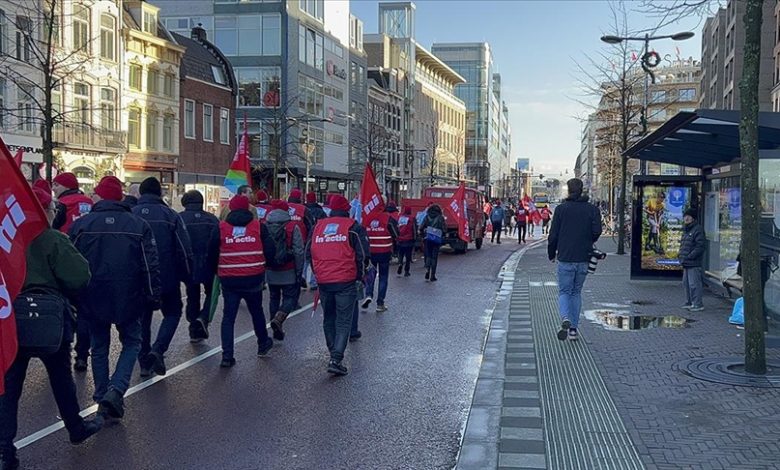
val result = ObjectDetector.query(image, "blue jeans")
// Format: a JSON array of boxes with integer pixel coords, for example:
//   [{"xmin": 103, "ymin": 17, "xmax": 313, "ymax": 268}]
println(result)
[
  {"xmin": 557, "ymin": 262, "xmax": 589, "ymax": 328},
  {"xmin": 366, "ymin": 254, "xmax": 390, "ymax": 305},
  {"xmin": 221, "ymin": 287, "xmax": 269, "ymax": 360},
  {"xmin": 141, "ymin": 291, "xmax": 183, "ymax": 362},
  {"xmin": 90, "ymin": 318, "xmax": 142, "ymax": 402},
  {"xmin": 320, "ymin": 283, "xmax": 357, "ymax": 362}
]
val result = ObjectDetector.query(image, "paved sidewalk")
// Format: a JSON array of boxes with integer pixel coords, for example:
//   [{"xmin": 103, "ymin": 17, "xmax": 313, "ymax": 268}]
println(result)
[{"xmin": 457, "ymin": 238, "xmax": 780, "ymax": 470}]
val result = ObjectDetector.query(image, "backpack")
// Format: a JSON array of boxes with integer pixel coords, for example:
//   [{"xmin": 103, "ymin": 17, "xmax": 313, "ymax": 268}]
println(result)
[{"xmin": 265, "ymin": 222, "xmax": 294, "ymax": 268}]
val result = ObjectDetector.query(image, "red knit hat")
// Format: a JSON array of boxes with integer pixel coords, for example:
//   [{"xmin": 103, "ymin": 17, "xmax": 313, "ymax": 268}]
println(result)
[
  {"xmin": 255, "ymin": 189, "xmax": 269, "ymax": 203},
  {"xmin": 94, "ymin": 176, "xmax": 124, "ymax": 201},
  {"xmin": 53, "ymin": 172, "xmax": 78, "ymax": 190},
  {"xmin": 305, "ymin": 192, "xmax": 317, "ymax": 204},
  {"xmin": 288, "ymin": 188, "xmax": 302, "ymax": 202},
  {"xmin": 33, "ymin": 187, "xmax": 53, "ymax": 209},
  {"xmin": 33, "ymin": 179, "xmax": 52, "ymax": 194},
  {"xmin": 229, "ymin": 195, "xmax": 250, "ymax": 211},
  {"xmin": 329, "ymin": 195, "xmax": 350, "ymax": 212},
  {"xmin": 271, "ymin": 199, "xmax": 289, "ymax": 212}
]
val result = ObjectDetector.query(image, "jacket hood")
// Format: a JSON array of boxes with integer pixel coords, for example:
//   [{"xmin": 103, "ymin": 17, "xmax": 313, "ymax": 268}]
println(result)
[
  {"xmin": 266, "ymin": 208, "xmax": 291, "ymax": 224},
  {"xmin": 183, "ymin": 202, "xmax": 204, "ymax": 211},
  {"xmin": 93, "ymin": 200, "xmax": 131, "ymax": 212},
  {"xmin": 226, "ymin": 209, "xmax": 254, "ymax": 227},
  {"xmin": 427, "ymin": 205, "xmax": 443, "ymax": 218},
  {"xmin": 137, "ymin": 194, "xmax": 167, "ymax": 206}
]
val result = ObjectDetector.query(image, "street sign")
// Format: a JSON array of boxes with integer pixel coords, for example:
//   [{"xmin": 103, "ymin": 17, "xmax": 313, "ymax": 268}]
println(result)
[
  {"xmin": 303, "ymin": 177, "xmax": 315, "ymax": 183},
  {"xmin": 319, "ymin": 181, "xmax": 328, "ymax": 190}
]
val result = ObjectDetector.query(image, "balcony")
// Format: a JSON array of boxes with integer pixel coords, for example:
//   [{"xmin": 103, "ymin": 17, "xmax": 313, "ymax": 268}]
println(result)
[{"xmin": 53, "ymin": 125, "xmax": 127, "ymax": 153}]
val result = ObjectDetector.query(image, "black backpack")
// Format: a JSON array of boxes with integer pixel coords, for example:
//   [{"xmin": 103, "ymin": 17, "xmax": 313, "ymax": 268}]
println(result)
[{"xmin": 266, "ymin": 222, "xmax": 294, "ymax": 268}]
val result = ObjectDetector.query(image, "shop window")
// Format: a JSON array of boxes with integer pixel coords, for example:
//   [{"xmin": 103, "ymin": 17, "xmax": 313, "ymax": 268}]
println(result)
[{"xmin": 236, "ymin": 67, "xmax": 280, "ymax": 108}]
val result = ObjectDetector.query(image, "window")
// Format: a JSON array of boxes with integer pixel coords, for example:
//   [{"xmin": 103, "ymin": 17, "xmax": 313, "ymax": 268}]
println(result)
[
  {"xmin": 0, "ymin": 78, "xmax": 5, "ymax": 128},
  {"xmin": 220, "ymin": 108, "xmax": 230, "ymax": 144},
  {"xmin": 163, "ymin": 115, "xmax": 173, "ymax": 151},
  {"xmin": 100, "ymin": 14, "xmax": 115, "ymax": 60},
  {"xmin": 17, "ymin": 84, "xmax": 34, "ymax": 132},
  {"xmin": 147, "ymin": 69, "xmax": 159, "ymax": 95},
  {"xmin": 235, "ymin": 67, "xmax": 281, "ymax": 107},
  {"xmin": 129, "ymin": 64, "xmax": 142, "ymax": 91},
  {"xmin": 212, "ymin": 66, "xmax": 226, "ymax": 85},
  {"xmin": 262, "ymin": 14, "xmax": 280, "ymax": 55},
  {"xmin": 214, "ymin": 14, "xmax": 280, "ymax": 56},
  {"xmin": 0, "ymin": 10, "xmax": 7, "ymax": 55},
  {"xmin": 301, "ymin": 0, "xmax": 324, "ymax": 21},
  {"xmin": 203, "ymin": 104, "xmax": 213, "ymax": 141},
  {"xmin": 214, "ymin": 16, "xmax": 237, "ymax": 55},
  {"xmin": 73, "ymin": 82, "xmax": 90, "ymax": 126},
  {"xmin": 678, "ymin": 88, "xmax": 696, "ymax": 101},
  {"xmin": 146, "ymin": 110, "xmax": 158, "ymax": 149},
  {"xmin": 128, "ymin": 107, "xmax": 141, "ymax": 148},
  {"xmin": 298, "ymin": 74, "xmax": 324, "ymax": 117},
  {"xmin": 51, "ymin": 83, "xmax": 62, "ymax": 125},
  {"xmin": 651, "ymin": 90, "xmax": 666, "ymax": 103},
  {"xmin": 73, "ymin": 5, "xmax": 89, "ymax": 51},
  {"xmin": 100, "ymin": 87, "xmax": 116, "ymax": 130},
  {"xmin": 184, "ymin": 99, "xmax": 195, "ymax": 138},
  {"xmin": 143, "ymin": 10, "xmax": 158, "ymax": 35},
  {"xmin": 163, "ymin": 73, "xmax": 175, "ymax": 97},
  {"xmin": 15, "ymin": 16, "xmax": 32, "ymax": 61},
  {"xmin": 299, "ymin": 26, "xmax": 324, "ymax": 69}
]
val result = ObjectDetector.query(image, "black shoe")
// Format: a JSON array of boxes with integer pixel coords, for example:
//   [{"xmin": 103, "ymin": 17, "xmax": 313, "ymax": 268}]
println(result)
[
  {"xmin": 138, "ymin": 353, "xmax": 153, "ymax": 378},
  {"xmin": 349, "ymin": 331, "xmax": 362, "ymax": 342},
  {"xmin": 0, "ymin": 448, "xmax": 19, "ymax": 470},
  {"xmin": 149, "ymin": 351, "xmax": 167, "ymax": 376},
  {"xmin": 257, "ymin": 338, "xmax": 273, "ymax": 357},
  {"xmin": 69, "ymin": 418, "xmax": 102, "ymax": 445},
  {"xmin": 98, "ymin": 389, "xmax": 125, "ymax": 419},
  {"xmin": 220, "ymin": 357, "xmax": 236, "ymax": 368},
  {"xmin": 327, "ymin": 360, "xmax": 348, "ymax": 376},
  {"xmin": 74, "ymin": 357, "xmax": 88, "ymax": 372},
  {"xmin": 189, "ymin": 319, "xmax": 209, "ymax": 343},
  {"xmin": 430, "ymin": 276, "xmax": 438, "ymax": 282},
  {"xmin": 404, "ymin": 272, "xmax": 411, "ymax": 277},
  {"xmin": 270, "ymin": 311, "xmax": 288, "ymax": 341},
  {"xmin": 397, "ymin": 265, "xmax": 403, "ymax": 276},
  {"xmin": 557, "ymin": 320, "xmax": 571, "ymax": 341},
  {"xmin": 425, "ymin": 270, "xmax": 430, "ymax": 280}
]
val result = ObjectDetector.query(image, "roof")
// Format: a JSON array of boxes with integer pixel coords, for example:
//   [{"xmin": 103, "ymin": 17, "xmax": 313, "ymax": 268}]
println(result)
[
  {"xmin": 172, "ymin": 32, "xmax": 237, "ymax": 95},
  {"xmin": 623, "ymin": 109, "xmax": 780, "ymax": 168},
  {"xmin": 414, "ymin": 42, "xmax": 466, "ymax": 86}
]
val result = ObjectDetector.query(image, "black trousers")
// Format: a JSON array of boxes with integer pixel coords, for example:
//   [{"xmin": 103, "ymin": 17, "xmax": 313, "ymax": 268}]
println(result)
[
  {"xmin": 517, "ymin": 224, "xmax": 527, "ymax": 242},
  {"xmin": 398, "ymin": 245, "xmax": 413, "ymax": 274},
  {"xmin": 491, "ymin": 221, "xmax": 503, "ymax": 242}
]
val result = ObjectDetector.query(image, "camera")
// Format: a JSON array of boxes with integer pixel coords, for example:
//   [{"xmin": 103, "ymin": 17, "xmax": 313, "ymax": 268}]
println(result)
[{"xmin": 588, "ymin": 248, "xmax": 607, "ymax": 274}]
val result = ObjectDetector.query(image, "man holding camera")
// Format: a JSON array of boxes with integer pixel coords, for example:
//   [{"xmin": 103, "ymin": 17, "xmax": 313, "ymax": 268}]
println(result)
[{"xmin": 547, "ymin": 178, "xmax": 602, "ymax": 341}]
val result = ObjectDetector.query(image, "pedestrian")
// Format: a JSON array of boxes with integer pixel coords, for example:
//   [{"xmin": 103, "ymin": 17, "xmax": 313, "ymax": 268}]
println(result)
[
  {"xmin": 504, "ymin": 204, "xmax": 514, "ymax": 236},
  {"xmin": 133, "ymin": 177, "xmax": 193, "ymax": 377},
  {"xmin": 490, "ymin": 201, "xmax": 505, "ymax": 244},
  {"xmin": 396, "ymin": 206, "xmax": 417, "ymax": 277},
  {"xmin": 220, "ymin": 184, "xmax": 257, "ymax": 220},
  {"xmin": 265, "ymin": 199, "xmax": 305, "ymax": 341},
  {"xmin": 386, "ymin": 200, "xmax": 400, "ymax": 263},
  {"xmin": 515, "ymin": 206, "xmax": 528, "ymax": 244},
  {"xmin": 255, "ymin": 189, "xmax": 273, "ymax": 224},
  {"xmin": 287, "ymin": 188, "xmax": 312, "ymax": 239},
  {"xmin": 123, "ymin": 183, "xmax": 141, "ymax": 208},
  {"xmin": 420, "ymin": 203, "xmax": 446, "ymax": 281},
  {"xmin": 217, "ymin": 195, "xmax": 276, "ymax": 367},
  {"xmin": 350, "ymin": 193, "xmax": 362, "ymax": 223},
  {"xmin": 179, "ymin": 190, "xmax": 220, "ymax": 343},
  {"xmin": 304, "ymin": 191, "xmax": 327, "ymax": 289},
  {"xmin": 308, "ymin": 194, "xmax": 369, "ymax": 375},
  {"xmin": 547, "ymin": 178, "xmax": 602, "ymax": 342},
  {"xmin": 70, "ymin": 176, "xmax": 161, "ymax": 420},
  {"xmin": 0, "ymin": 188, "xmax": 102, "ymax": 470},
  {"xmin": 541, "ymin": 206, "xmax": 551, "ymax": 235},
  {"xmin": 679, "ymin": 208, "xmax": 705, "ymax": 312},
  {"xmin": 363, "ymin": 199, "xmax": 400, "ymax": 312}
]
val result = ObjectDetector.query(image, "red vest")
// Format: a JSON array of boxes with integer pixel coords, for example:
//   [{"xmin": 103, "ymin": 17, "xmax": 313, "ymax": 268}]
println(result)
[
  {"xmin": 364, "ymin": 212, "xmax": 393, "ymax": 254},
  {"xmin": 58, "ymin": 193, "xmax": 93, "ymax": 234},
  {"xmin": 267, "ymin": 221, "xmax": 297, "ymax": 272},
  {"xmin": 397, "ymin": 215, "xmax": 415, "ymax": 242},
  {"xmin": 217, "ymin": 220, "xmax": 266, "ymax": 278},
  {"xmin": 256, "ymin": 203, "xmax": 273, "ymax": 223},
  {"xmin": 541, "ymin": 209, "xmax": 551, "ymax": 220},
  {"xmin": 287, "ymin": 202, "xmax": 308, "ymax": 240},
  {"xmin": 311, "ymin": 217, "xmax": 357, "ymax": 284}
]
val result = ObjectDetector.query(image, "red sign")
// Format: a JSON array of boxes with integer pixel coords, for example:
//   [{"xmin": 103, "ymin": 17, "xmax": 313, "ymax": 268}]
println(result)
[
  {"xmin": 449, "ymin": 182, "xmax": 471, "ymax": 242},
  {"xmin": 360, "ymin": 163, "xmax": 385, "ymax": 223}
]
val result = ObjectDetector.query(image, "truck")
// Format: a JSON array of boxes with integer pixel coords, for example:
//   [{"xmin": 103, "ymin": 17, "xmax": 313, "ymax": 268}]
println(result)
[{"xmin": 401, "ymin": 186, "xmax": 486, "ymax": 254}]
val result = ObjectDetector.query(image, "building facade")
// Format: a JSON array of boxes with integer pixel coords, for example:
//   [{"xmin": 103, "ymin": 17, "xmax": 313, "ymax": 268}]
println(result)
[
  {"xmin": 347, "ymin": 13, "xmax": 367, "ymax": 195},
  {"xmin": 366, "ymin": 68, "xmax": 404, "ymax": 201}
]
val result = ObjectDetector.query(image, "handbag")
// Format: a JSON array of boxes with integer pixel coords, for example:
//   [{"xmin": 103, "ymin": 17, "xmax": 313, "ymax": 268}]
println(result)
[
  {"xmin": 13, "ymin": 288, "xmax": 68, "ymax": 356},
  {"xmin": 425, "ymin": 226, "xmax": 444, "ymax": 245}
]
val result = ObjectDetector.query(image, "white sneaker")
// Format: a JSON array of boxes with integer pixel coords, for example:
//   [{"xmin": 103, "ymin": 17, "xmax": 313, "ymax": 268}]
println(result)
[{"xmin": 360, "ymin": 297, "xmax": 373, "ymax": 309}]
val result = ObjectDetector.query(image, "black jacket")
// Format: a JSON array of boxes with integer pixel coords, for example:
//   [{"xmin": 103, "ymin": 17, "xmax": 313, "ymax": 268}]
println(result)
[
  {"xmin": 305, "ymin": 202, "xmax": 328, "ymax": 234},
  {"xmin": 420, "ymin": 205, "xmax": 446, "ymax": 235},
  {"xmin": 123, "ymin": 195, "xmax": 138, "ymax": 208},
  {"xmin": 548, "ymin": 196, "xmax": 601, "ymax": 263},
  {"xmin": 70, "ymin": 200, "xmax": 161, "ymax": 325},
  {"xmin": 179, "ymin": 203, "xmax": 220, "ymax": 284},
  {"xmin": 306, "ymin": 209, "xmax": 369, "ymax": 288},
  {"xmin": 132, "ymin": 194, "xmax": 193, "ymax": 294},
  {"xmin": 678, "ymin": 222, "xmax": 705, "ymax": 267},
  {"xmin": 219, "ymin": 209, "xmax": 276, "ymax": 292}
]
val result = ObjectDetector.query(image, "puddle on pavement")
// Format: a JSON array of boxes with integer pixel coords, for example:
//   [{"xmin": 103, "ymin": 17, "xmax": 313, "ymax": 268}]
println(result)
[{"xmin": 584, "ymin": 309, "xmax": 693, "ymax": 331}]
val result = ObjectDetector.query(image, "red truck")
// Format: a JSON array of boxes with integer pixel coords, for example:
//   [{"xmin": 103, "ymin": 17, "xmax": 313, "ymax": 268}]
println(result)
[{"xmin": 401, "ymin": 186, "xmax": 486, "ymax": 253}]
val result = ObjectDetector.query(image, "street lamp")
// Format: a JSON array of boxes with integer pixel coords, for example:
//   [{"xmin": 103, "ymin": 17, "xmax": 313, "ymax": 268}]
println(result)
[{"xmin": 286, "ymin": 116, "xmax": 332, "ymax": 194}]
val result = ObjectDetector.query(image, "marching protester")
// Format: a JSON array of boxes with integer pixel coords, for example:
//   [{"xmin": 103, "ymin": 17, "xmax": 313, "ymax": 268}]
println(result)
[
  {"xmin": 133, "ymin": 178, "xmax": 193, "ymax": 377},
  {"xmin": 516, "ymin": 205, "xmax": 528, "ymax": 244},
  {"xmin": 304, "ymin": 192, "xmax": 328, "ymax": 289},
  {"xmin": 363, "ymin": 201, "xmax": 400, "ymax": 312},
  {"xmin": 490, "ymin": 201, "xmax": 505, "ymax": 244},
  {"xmin": 255, "ymin": 189, "xmax": 273, "ymax": 224},
  {"xmin": 547, "ymin": 178, "xmax": 602, "ymax": 341},
  {"xmin": 679, "ymin": 208, "xmax": 706, "ymax": 312},
  {"xmin": 308, "ymin": 195, "xmax": 369, "ymax": 376},
  {"xmin": 265, "ymin": 200, "xmax": 305, "ymax": 341},
  {"xmin": 287, "ymin": 188, "xmax": 312, "ymax": 240},
  {"xmin": 70, "ymin": 175, "xmax": 161, "ymax": 420},
  {"xmin": 541, "ymin": 206, "xmax": 552, "ymax": 235},
  {"xmin": 386, "ymin": 200, "xmax": 401, "ymax": 263},
  {"xmin": 221, "ymin": 184, "xmax": 257, "ymax": 220},
  {"xmin": 0, "ymin": 188, "xmax": 102, "ymax": 470},
  {"xmin": 179, "ymin": 190, "xmax": 221, "ymax": 343},
  {"xmin": 396, "ymin": 206, "xmax": 417, "ymax": 277},
  {"xmin": 504, "ymin": 204, "xmax": 515, "ymax": 237},
  {"xmin": 420, "ymin": 203, "xmax": 446, "ymax": 282},
  {"xmin": 218, "ymin": 195, "xmax": 276, "ymax": 367}
]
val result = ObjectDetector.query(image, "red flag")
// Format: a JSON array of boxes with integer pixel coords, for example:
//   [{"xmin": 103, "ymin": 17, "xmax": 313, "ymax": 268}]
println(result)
[
  {"xmin": 448, "ymin": 182, "xmax": 471, "ymax": 242},
  {"xmin": 523, "ymin": 195, "xmax": 542, "ymax": 225},
  {"xmin": 13, "ymin": 148, "xmax": 23, "ymax": 167},
  {"xmin": 631, "ymin": 51, "xmax": 638, "ymax": 61},
  {"xmin": 0, "ymin": 136, "xmax": 48, "ymax": 395},
  {"xmin": 360, "ymin": 163, "xmax": 384, "ymax": 224}
]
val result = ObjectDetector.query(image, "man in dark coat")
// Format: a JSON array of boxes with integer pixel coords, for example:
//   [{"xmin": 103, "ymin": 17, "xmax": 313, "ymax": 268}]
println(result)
[
  {"xmin": 420, "ymin": 204, "xmax": 446, "ymax": 281},
  {"xmin": 303, "ymin": 192, "xmax": 327, "ymax": 289},
  {"xmin": 179, "ymin": 190, "xmax": 220, "ymax": 342},
  {"xmin": 70, "ymin": 176, "xmax": 161, "ymax": 420},
  {"xmin": 679, "ymin": 208, "xmax": 706, "ymax": 312},
  {"xmin": 132, "ymin": 177, "xmax": 193, "ymax": 377}
]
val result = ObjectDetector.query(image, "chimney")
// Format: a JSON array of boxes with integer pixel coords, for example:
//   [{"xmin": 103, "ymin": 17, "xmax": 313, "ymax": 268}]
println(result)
[{"xmin": 191, "ymin": 23, "xmax": 207, "ymax": 42}]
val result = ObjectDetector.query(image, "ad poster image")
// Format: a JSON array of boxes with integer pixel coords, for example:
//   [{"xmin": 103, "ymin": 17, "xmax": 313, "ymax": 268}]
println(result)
[{"xmin": 640, "ymin": 185, "xmax": 691, "ymax": 270}]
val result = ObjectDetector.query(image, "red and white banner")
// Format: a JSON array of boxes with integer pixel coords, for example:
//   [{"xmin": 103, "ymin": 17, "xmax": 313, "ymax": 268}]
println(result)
[
  {"xmin": 523, "ymin": 195, "xmax": 542, "ymax": 225},
  {"xmin": 449, "ymin": 182, "xmax": 471, "ymax": 242},
  {"xmin": 360, "ymin": 163, "xmax": 384, "ymax": 224},
  {"xmin": 0, "ymin": 136, "xmax": 48, "ymax": 395}
]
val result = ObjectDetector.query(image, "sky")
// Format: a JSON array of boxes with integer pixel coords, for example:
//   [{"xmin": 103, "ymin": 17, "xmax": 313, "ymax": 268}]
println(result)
[{"xmin": 350, "ymin": 0, "xmax": 708, "ymax": 179}]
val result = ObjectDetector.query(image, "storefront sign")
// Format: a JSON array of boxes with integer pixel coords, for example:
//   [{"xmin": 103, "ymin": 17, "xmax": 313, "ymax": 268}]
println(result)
[
  {"xmin": 319, "ymin": 180, "xmax": 328, "ymax": 190},
  {"xmin": 326, "ymin": 60, "xmax": 347, "ymax": 80},
  {"xmin": 337, "ymin": 181, "xmax": 346, "ymax": 191},
  {"xmin": 3, "ymin": 134, "xmax": 43, "ymax": 163}
]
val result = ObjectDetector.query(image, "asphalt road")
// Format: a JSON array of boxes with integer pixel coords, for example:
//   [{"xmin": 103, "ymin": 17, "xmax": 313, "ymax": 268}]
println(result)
[{"xmin": 12, "ymin": 235, "xmax": 532, "ymax": 470}]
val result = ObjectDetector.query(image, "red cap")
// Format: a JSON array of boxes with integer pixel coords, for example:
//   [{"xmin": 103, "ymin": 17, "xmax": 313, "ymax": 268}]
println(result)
[
  {"xmin": 229, "ymin": 195, "xmax": 250, "ymax": 211},
  {"xmin": 329, "ymin": 195, "xmax": 350, "ymax": 212},
  {"xmin": 53, "ymin": 172, "xmax": 79, "ymax": 190},
  {"xmin": 255, "ymin": 190, "xmax": 269, "ymax": 203},
  {"xmin": 33, "ymin": 187, "xmax": 53, "ymax": 209},
  {"xmin": 305, "ymin": 192, "xmax": 317, "ymax": 204},
  {"xmin": 288, "ymin": 188, "xmax": 302, "ymax": 202},
  {"xmin": 271, "ymin": 199, "xmax": 289, "ymax": 212},
  {"xmin": 33, "ymin": 179, "xmax": 51, "ymax": 194},
  {"xmin": 94, "ymin": 176, "xmax": 124, "ymax": 201}
]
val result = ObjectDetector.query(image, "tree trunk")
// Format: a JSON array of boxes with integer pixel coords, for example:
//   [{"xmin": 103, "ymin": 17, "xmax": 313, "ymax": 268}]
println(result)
[{"xmin": 739, "ymin": 0, "xmax": 766, "ymax": 374}]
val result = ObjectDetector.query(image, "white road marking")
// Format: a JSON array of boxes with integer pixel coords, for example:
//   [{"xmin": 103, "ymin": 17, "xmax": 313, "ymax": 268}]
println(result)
[{"xmin": 14, "ymin": 302, "xmax": 315, "ymax": 449}]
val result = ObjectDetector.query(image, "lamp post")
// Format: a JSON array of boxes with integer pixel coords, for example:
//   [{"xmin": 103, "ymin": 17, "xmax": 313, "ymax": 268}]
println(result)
[{"xmin": 286, "ymin": 117, "xmax": 332, "ymax": 194}]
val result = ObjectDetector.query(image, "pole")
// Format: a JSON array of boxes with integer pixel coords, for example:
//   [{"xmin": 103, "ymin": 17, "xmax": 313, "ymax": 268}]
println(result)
[
  {"xmin": 305, "ymin": 121, "xmax": 311, "ymax": 194},
  {"xmin": 642, "ymin": 33, "xmax": 650, "ymax": 176}
]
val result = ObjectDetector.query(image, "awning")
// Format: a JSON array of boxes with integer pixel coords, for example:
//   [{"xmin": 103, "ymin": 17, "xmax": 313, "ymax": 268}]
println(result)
[{"xmin": 623, "ymin": 109, "xmax": 780, "ymax": 168}]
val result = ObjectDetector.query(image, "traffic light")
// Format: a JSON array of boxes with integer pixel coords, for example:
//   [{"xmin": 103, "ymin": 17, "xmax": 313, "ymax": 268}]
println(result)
[{"xmin": 539, "ymin": 174, "xmax": 544, "ymax": 180}]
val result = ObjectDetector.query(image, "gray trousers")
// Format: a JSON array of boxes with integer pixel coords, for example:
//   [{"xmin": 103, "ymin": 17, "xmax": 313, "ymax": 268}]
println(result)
[{"xmin": 683, "ymin": 267, "xmax": 703, "ymax": 308}]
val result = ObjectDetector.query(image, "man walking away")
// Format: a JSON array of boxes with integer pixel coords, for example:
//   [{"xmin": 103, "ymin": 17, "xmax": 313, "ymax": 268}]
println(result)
[
  {"xmin": 516, "ymin": 206, "xmax": 528, "ymax": 244},
  {"xmin": 304, "ymin": 192, "xmax": 327, "ymax": 289},
  {"xmin": 490, "ymin": 201, "xmax": 505, "ymax": 244},
  {"xmin": 504, "ymin": 205, "xmax": 515, "ymax": 236},
  {"xmin": 265, "ymin": 200, "xmax": 305, "ymax": 341},
  {"xmin": 541, "ymin": 206, "xmax": 552, "ymax": 235},
  {"xmin": 396, "ymin": 206, "xmax": 417, "ymax": 277},
  {"xmin": 255, "ymin": 189, "xmax": 273, "ymax": 224},
  {"xmin": 547, "ymin": 178, "xmax": 601, "ymax": 341},
  {"xmin": 133, "ymin": 177, "xmax": 193, "ymax": 377},
  {"xmin": 179, "ymin": 190, "xmax": 220, "ymax": 343},
  {"xmin": 363, "ymin": 202, "xmax": 400, "ymax": 312},
  {"xmin": 421, "ymin": 204, "xmax": 446, "ymax": 282},
  {"xmin": 679, "ymin": 208, "xmax": 706, "ymax": 312},
  {"xmin": 1, "ymin": 188, "xmax": 102, "ymax": 470},
  {"xmin": 308, "ymin": 195, "xmax": 369, "ymax": 376},
  {"xmin": 218, "ymin": 195, "xmax": 276, "ymax": 368},
  {"xmin": 70, "ymin": 176, "xmax": 161, "ymax": 421}
]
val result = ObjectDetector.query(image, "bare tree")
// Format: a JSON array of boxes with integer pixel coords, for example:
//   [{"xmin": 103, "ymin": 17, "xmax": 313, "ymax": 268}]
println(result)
[
  {"xmin": 351, "ymin": 100, "xmax": 392, "ymax": 190},
  {"xmin": 426, "ymin": 118, "xmax": 440, "ymax": 186},
  {"xmin": 453, "ymin": 129, "xmax": 466, "ymax": 182}
]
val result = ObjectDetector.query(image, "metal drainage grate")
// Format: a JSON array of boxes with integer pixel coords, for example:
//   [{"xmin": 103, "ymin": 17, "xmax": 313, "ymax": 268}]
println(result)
[{"xmin": 675, "ymin": 357, "xmax": 780, "ymax": 388}]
